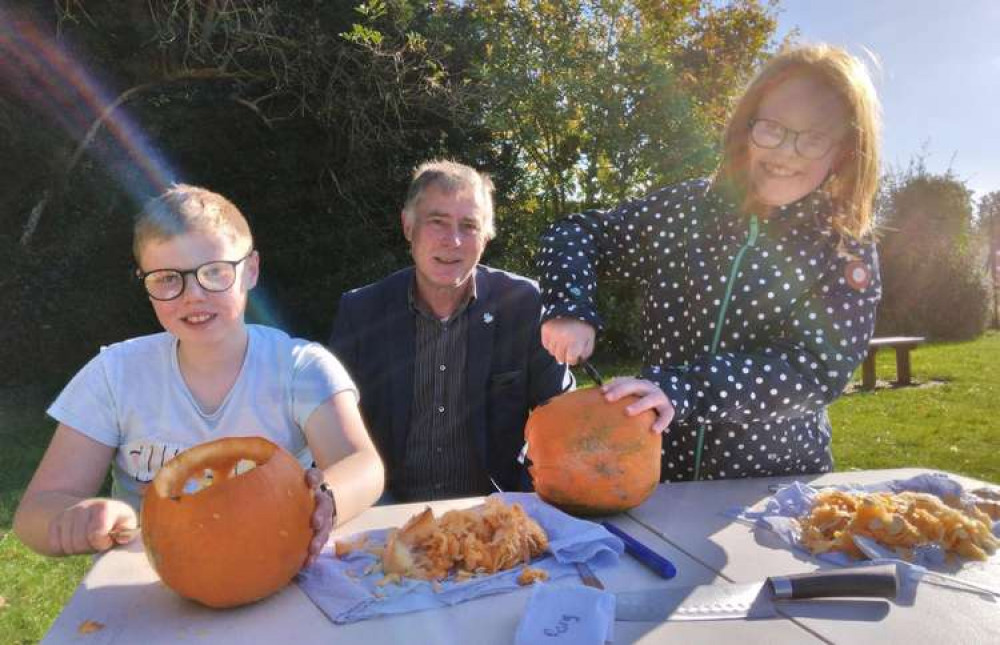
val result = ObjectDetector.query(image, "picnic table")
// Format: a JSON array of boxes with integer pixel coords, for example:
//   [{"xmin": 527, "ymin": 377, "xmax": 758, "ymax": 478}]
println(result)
[
  {"xmin": 44, "ymin": 468, "xmax": 999, "ymax": 643},
  {"xmin": 861, "ymin": 336, "xmax": 927, "ymax": 390}
]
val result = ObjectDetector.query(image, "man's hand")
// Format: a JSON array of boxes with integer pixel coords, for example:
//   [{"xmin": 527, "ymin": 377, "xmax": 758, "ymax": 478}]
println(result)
[
  {"xmin": 304, "ymin": 468, "xmax": 335, "ymax": 567},
  {"xmin": 541, "ymin": 318, "xmax": 596, "ymax": 365},
  {"xmin": 602, "ymin": 377, "xmax": 675, "ymax": 433},
  {"xmin": 48, "ymin": 498, "xmax": 138, "ymax": 555}
]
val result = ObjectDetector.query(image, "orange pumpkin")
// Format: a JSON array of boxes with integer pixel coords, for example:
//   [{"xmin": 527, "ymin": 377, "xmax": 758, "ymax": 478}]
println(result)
[
  {"xmin": 140, "ymin": 437, "xmax": 315, "ymax": 608},
  {"xmin": 525, "ymin": 387, "xmax": 660, "ymax": 515}
]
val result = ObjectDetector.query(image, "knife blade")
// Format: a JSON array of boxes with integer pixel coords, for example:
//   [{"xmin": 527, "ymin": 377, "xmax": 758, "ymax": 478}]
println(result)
[
  {"xmin": 108, "ymin": 526, "xmax": 141, "ymax": 542},
  {"xmin": 614, "ymin": 564, "xmax": 898, "ymax": 622},
  {"xmin": 575, "ymin": 561, "xmax": 605, "ymax": 589},
  {"xmin": 580, "ymin": 360, "xmax": 604, "ymax": 386}
]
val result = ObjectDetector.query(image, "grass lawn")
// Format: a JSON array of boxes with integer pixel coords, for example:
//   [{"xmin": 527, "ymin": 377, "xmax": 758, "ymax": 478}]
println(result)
[
  {"xmin": 0, "ymin": 385, "xmax": 92, "ymax": 644},
  {"xmin": 0, "ymin": 331, "xmax": 997, "ymax": 641},
  {"xmin": 829, "ymin": 331, "xmax": 1000, "ymax": 483}
]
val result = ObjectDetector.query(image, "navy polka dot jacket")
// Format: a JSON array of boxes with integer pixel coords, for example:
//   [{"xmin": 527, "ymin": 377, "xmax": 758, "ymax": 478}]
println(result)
[{"xmin": 537, "ymin": 179, "xmax": 882, "ymax": 482}]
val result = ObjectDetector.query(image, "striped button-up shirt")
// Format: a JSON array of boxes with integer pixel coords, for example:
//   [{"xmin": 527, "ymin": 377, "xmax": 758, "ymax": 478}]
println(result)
[{"xmin": 397, "ymin": 280, "xmax": 491, "ymax": 501}]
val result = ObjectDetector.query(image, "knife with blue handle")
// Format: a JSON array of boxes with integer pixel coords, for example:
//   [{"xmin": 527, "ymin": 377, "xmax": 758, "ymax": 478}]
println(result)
[{"xmin": 601, "ymin": 521, "xmax": 677, "ymax": 579}]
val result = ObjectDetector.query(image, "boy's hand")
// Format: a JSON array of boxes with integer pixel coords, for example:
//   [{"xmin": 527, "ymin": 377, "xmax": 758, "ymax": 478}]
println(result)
[
  {"xmin": 48, "ymin": 498, "xmax": 138, "ymax": 555},
  {"xmin": 304, "ymin": 468, "xmax": 335, "ymax": 567},
  {"xmin": 602, "ymin": 377, "xmax": 676, "ymax": 433}
]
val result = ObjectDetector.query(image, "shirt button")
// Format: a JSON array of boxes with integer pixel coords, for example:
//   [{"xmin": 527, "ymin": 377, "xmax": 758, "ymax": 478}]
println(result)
[
  {"xmin": 439, "ymin": 364, "xmax": 446, "ymax": 371},
  {"xmin": 438, "ymin": 406, "xmax": 445, "ymax": 413}
]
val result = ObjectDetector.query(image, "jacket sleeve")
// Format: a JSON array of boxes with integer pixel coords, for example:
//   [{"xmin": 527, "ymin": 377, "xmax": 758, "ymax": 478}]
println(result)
[
  {"xmin": 648, "ymin": 241, "xmax": 882, "ymax": 426},
  {"xmin": 327, "ymin": 292, "xmax": 360, "ymax": 375},
  {"xmin": 536, "ymin": 181, "xmax": 703, "ymax": 331}
]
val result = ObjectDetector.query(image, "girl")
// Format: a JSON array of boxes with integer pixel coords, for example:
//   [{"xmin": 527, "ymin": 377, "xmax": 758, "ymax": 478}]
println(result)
[{"xmin": 538, "ymin": 44, "xmax": 882, "ymax": 481}]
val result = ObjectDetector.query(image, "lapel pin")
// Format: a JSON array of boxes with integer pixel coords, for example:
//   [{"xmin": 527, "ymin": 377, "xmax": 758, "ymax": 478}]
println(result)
[{"xmin": 483, "ymin": 312, "xmax": 494, "ymax": 325}]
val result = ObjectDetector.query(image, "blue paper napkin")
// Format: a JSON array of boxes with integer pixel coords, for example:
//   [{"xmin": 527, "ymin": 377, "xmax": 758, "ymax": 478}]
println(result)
[
  {"xmin": 298, "ymin": 493, "xmax": 624, "ymax": 624},
  {"xmin": 514, "ymin": 583, "xmax": 615, "ymax": 645}
]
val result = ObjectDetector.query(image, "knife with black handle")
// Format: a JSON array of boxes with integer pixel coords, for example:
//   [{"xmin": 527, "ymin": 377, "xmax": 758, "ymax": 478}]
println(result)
[
  {"xmin": 767, "ymin": 566, "xmax": 899, "ymax": 599},
  {"xmin": 615, "ymin": 564, "xmax": 899, "ymax": 622}
]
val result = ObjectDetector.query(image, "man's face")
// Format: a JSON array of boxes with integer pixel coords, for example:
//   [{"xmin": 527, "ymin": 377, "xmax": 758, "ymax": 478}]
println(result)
[{"xmin": 404, "ymin": 185, "xmax": 489, "ymax": 297}]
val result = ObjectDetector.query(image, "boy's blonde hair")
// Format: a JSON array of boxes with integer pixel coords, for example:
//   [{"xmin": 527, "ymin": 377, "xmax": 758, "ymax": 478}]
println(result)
[
  {"xmin": 133, "ymin": 184, "xmax": 253, "ymax": 262},
  {"xmin": 402, "ymin": 160, "xmax": 496, "ymax": 240},
  {"xmin": 715, "ymin": 44, "xmax": 881, "ymax": 239}
]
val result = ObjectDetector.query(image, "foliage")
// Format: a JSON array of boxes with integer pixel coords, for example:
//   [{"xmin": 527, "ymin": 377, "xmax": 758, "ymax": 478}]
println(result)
[
  {"xmin": 1, "ymin": 1, "xmax": 778, "ymax": 382},
  {"xmin": 875, "ymin": 162, "xmax": 990, "ymax": 340},
  {"xmin": 0, "ymin": 1, "xmax": 490, "ymax": 383},
  {"xmin": 465, "ymin": 0, "xmax": 778, "ymax": 357},
  {"xmin": 471, "ymin": 0, "xmax": 776, "ymax": 227},
  {"xmin": 978, "ymin": 190, "xmax": 1000, "ymax": 327}
]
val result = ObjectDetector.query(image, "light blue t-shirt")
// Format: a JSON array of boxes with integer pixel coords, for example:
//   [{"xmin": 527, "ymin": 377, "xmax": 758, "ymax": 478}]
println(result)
[{"xmin": 47, "ymin": 324, "xmax": 358, "ymax": 510}]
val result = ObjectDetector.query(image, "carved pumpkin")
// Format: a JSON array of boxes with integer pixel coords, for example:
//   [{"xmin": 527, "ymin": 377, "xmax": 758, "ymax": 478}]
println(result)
[
  {"xmin": 525, "ymin": 387, "xmax": 660, "ymax": 515},
  {"xmin": 140, "ymin": 437, "xmax": 314, "ymax": 608}
]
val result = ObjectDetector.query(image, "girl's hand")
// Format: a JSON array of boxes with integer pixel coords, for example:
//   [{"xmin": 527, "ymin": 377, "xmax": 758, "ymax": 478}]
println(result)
[
  {"xmin": 304, "ymin": 468, "xmax": 336, "ymax": 567},
  {"xmin": 541, "ymin": 318, "xmax": 596, "ymax": 365},
  {"xmin": 602, "ymin": 377, "xmax": 675, "ymax": 433},
  {"xmin": 48, "ymin": 498, "xmax": 138, "ymax": 555}
]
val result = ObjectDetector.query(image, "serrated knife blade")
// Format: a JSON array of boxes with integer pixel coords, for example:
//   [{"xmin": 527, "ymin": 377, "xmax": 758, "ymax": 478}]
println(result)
[
  {"xmin": 615, "ymin": 565, "xmax": 898, "ymax": 622},
  {"xmin": 616, "ymin": 581, "xmax": 774, "ymax": 621}
]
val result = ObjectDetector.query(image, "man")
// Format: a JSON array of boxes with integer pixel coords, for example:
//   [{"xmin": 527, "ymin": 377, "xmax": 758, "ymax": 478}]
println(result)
[{"xmin": 329, "ymin": 160, "xmax": 572, "ymax": 502}]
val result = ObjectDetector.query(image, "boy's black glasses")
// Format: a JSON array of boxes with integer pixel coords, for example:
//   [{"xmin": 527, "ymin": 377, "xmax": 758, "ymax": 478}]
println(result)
[
  {"xmin": 748, "ymin": 118, "xmax": 838, "ymax": 160},
  {"xmin": 136, "ymin": 249, "xmax": 254, "ymax": 301}
]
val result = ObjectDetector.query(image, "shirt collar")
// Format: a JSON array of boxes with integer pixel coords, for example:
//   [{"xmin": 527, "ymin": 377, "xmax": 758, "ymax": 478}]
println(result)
[{"xmin": 408, "ymin": 270, "xmax": 479, "ymax": 322}]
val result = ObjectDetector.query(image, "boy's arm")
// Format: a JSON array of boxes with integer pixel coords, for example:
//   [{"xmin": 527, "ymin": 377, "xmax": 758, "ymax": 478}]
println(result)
[
  {"xmin": 302, "ymin": 390, "xmax": 385, "ymax": 526},
  {"xmin": 13, "ymin": 424, "xmax": 136, "ymax": 556}
]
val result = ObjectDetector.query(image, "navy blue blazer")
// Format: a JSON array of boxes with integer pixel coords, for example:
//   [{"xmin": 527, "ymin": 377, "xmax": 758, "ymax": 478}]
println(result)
[{"xmin": 328, "ymin": 265, "xmax": 572, "ymax": 495}]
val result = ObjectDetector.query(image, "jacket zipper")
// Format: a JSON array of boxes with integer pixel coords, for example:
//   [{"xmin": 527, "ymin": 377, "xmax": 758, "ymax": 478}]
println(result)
[{"xmin": 693, "ymin": 214, "xmax": 759, "ymax": 480}]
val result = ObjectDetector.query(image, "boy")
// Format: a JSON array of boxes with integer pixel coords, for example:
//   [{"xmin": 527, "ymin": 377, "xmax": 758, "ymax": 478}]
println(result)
[{"xmin": 14, "ymin": 184, "xmax": 384, "ymax": 561}]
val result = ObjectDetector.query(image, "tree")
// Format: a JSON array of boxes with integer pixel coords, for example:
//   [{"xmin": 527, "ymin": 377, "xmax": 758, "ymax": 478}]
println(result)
[
  {"xmin": 470, "ymin": 0, "xmax": 776, "ymax": 217},
  {"xmin": 462, "ymin": 0, "xmax": 777, "ymax": 355},
  {"xmin": 876, "ymin": 162, "xmax": 989, "ymax": 340},
  {"xmin": 978, "ymin": 190, "xmax": 1000, "ymax": 328},
  {"xmin": 0, "ymin": 1, "xmax": 492, "ymax": 383}
]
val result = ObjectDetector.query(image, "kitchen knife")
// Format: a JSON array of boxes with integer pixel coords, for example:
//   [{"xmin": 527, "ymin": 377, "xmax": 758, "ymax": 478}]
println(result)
[
  {"xmin": 580, "ymin": 359, "xmax": 604, "ymax": 386},
  {"xmin": 615, "ymin": 565, "xmax": 898, "ymax": 622},
  {"xmin": 575, "ymin": 561, "xmax": 605, "ymax": 589}
]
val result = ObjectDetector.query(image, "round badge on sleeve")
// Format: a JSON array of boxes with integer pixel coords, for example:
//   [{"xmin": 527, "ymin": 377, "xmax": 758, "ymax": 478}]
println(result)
[{"xmin": 845, "ymin": 260, "xmax": 871, "ymax": 291}]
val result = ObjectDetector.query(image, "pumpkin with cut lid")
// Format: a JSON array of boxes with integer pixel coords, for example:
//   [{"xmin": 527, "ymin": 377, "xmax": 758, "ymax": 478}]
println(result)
[
  {"xmin": 525, "ymin": 387, "xmax": 660, "ymax": 515},
  {"xmin": 141, "ymin": 436, "xmax": 314, "ymax": 608}
]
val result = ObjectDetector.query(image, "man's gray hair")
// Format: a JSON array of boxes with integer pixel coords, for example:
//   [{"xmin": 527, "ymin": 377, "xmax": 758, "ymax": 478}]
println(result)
[{"xmin": 402, "ymin": 160, "xmax": 496, "ymax": 240}]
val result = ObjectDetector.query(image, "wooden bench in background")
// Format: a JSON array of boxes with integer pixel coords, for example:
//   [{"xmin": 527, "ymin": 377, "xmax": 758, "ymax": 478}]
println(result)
[{"xmin": 861, "ymin": 336, "xmax": 927, "ymax": 390}]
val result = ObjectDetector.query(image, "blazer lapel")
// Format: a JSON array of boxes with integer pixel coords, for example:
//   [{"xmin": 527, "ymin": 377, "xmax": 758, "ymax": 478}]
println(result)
[
  {"xmin": 387, "ymin": 270, "xmax": 416, "ymax": 467},
  {"xmin": 466, "ymin": 267, "xmax": 496, "ymax": 467}
]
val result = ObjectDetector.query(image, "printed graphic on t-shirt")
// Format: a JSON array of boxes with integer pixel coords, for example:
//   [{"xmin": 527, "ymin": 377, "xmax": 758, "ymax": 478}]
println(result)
[{"xmin": 121, "ymin": 440, "xmax": 187, "ymax": 484}]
